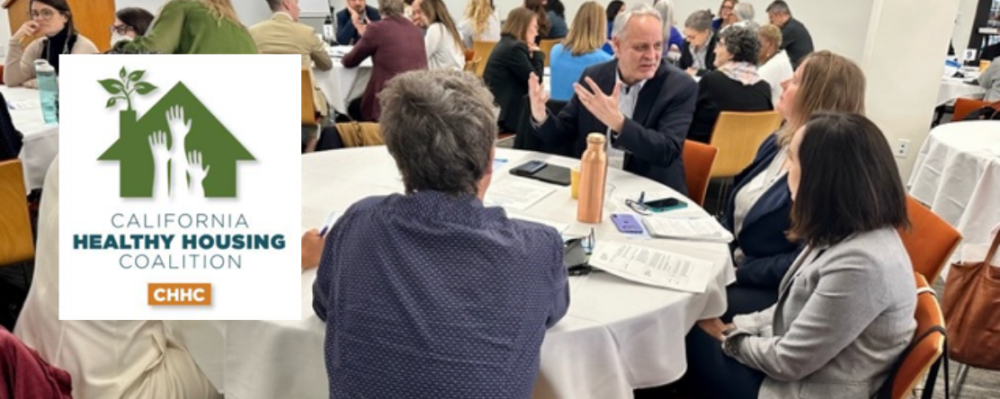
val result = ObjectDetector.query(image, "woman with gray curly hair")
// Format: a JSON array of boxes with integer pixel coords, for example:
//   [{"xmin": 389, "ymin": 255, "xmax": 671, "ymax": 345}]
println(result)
[{"xmin": 688, "ymin": 24, "xmax": 773, "ymax": 143}]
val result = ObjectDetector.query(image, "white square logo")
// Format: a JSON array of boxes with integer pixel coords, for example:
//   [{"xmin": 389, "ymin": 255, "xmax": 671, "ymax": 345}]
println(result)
[{"xmin": 59, "ymin": 55, "xmax": 302, "ymax": 320}]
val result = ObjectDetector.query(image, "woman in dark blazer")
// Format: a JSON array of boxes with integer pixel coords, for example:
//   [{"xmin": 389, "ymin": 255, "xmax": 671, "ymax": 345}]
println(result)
[
  {"xmin": 678, "ymin": 10, "xmax": 717, "ymax": 76},
  {"xmin": 722, "ymin": 50, "xmax": 867, "ymax": 317},
  {"xmin": 342, "ymin": 0, "xmax": 427, "ymax": 121},
  {"xmin": 688, "ymin": 25, "xmax": 772, "ymax": 143},
  {"xmin": 483, "ymin": 7, "xmax": 544, "ymax": 133}
]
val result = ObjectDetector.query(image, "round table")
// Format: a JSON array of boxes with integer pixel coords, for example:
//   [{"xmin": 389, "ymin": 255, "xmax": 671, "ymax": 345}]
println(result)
[
  {"xmin": 178, "ymin": 147, "xmax": 734, "ymax": 399},
  {"xmin": 937, "ymin": 75, "xmax": 986, "ymax": 106},
  {"xmin": 313, "ymin": 46, "xmax": 373, "ymax": 116},
  {"xmin": 909, "ymin": 121, "xmax": 1000, "ymax": 271},
  {"xmin": 1, "ymin": 85, "xmax": 59, "ymax": 190}
]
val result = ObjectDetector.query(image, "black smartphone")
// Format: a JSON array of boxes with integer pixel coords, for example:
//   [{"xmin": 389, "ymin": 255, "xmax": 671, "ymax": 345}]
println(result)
[
  {"xmin": 510, "ymin": 160, "xmax": 548, "ymax": 177},
  {"xmin": 644, "ymin": 197, "xmax": 688, "ymax": 213}
]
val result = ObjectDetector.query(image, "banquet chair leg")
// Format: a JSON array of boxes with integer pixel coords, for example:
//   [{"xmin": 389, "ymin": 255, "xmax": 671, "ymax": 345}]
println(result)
[{"xmin": 954, "ymin": 363, "xmax": 970, "ymax": 399}]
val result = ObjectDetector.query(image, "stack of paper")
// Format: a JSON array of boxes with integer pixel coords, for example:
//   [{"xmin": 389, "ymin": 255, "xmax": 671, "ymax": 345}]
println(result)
[
  {"xmin": 588, "ymin": 242, "xmax": 715, "ymax": 293},
  {"xmin": 484, "ymin": 180, "xmax": 555, "ymax": 211},
  {"xmin": 641, "ymin": 216, "xmax": 734, "ymax": 243}
]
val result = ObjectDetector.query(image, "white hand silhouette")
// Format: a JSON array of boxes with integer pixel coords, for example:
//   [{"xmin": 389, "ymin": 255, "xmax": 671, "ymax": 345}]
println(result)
[
  {"xmin": 166, "ymin": 105, "xmax": 195, "ymax": 199},
  {"xmin": 148, "ymin": 131, "xmax": 170, "ymax": 198},
  {"xmin": 166, "ymin": 105, "xmax": 192, "ymax": 148},
  {"xmin": 186, "ymin": 150, "xmax": 210, "ymax": 198}
]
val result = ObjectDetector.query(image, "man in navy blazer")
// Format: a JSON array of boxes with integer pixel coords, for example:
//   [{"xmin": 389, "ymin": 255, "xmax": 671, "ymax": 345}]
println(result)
[
  {"xmin": 528, "ymin": 5, "xmax": 696, "ymax": 195},
  {"xmin": 336, "ymin": 0, "xmax": 381, "ymax": 45}
]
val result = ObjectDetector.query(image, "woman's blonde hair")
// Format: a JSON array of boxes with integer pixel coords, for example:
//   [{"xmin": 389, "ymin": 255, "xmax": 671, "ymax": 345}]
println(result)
[
  {"xmin": 197, "ymin": 0, "xmax": 241, "ymax": 24},
  {"xmin": 464, "ymin": 0, "xmax": 494, "ymax": 37},
  {"xmin": 779, "ymin": 50, "xmax": 866, "ymax": 146},
  {"xmin": 563, "ymin": 2, "xmax": 606, "ymax": 56},
  {"xmin": 501, "ymin": 7, "xmax": 537, "ymax": 43},
  {"xmin": 758, "ymin": 24, "xmax": 782, "ymax": 48}
]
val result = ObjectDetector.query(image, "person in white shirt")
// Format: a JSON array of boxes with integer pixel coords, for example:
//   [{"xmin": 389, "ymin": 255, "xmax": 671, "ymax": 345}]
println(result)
[
  {"xmin": 14, "ymin": 156, "xmax": 220, "ymax": 399},
  {"xmin": 412, "ymin": 0, "xmax": 466, "ymax": 70},
  {"xmin": 756, "ymin": 24, "xmax": 793, "ymax": 106},
  {"xmin": 459, "ymin": 0, "xmax": 501, "ymax": 48}
]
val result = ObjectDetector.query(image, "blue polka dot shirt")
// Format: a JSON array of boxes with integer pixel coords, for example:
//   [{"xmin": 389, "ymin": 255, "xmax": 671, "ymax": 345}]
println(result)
[{"xmin": 313, "ymin": 190, "xmax": 570, "ymax": 398}]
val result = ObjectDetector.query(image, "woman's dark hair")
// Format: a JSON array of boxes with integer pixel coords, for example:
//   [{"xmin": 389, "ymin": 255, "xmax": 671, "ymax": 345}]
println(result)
[
  {"xmin": 719, "ymin": 24, "xmax": 759, "ymax": 65},
  {"xmin": 524, "ymin": 0, "xmax": 549, "ymax": 37},
  {"xmin": 116, "ymin": 7, "xmax": 155, "ymax": 36},
  {"xmin": 546, "ymin": 0, "xmax": 565, "ymax": 19},
  {"xmin": 607, "ymin": 0, "xmax": 624, "ymax": 22},
  {"xmin": 788, "ymin": 113, "xmax": 910, "ymax": 247},
  {"xmin": 31, "ymin": 0, "xmax": 74, "ymax": 35}
]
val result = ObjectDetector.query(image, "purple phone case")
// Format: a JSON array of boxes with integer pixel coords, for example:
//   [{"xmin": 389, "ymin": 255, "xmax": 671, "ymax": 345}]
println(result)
[{"xmin": 611, "ymin": 214, "xmax": 644, "ymax": 234}]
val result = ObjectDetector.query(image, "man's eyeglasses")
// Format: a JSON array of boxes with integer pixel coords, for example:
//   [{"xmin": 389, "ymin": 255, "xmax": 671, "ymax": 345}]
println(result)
[
  {"xmin": 110, "ymin": 24, "xmax": 133, "ymax": 35},
  {"xmin": 29, "ymin": 9, "xmax": 57, "ymax": 20}
]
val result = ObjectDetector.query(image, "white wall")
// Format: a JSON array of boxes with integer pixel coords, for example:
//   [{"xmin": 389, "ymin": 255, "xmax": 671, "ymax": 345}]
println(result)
[
  {"xmin": 862, "ymin": 0, "xmax": 961, "ymax": 181},
  {"xmin": 953, "ymin": 0, "xmax": 982, "ymax": 59},
  {"xmin": 115, "ymin": 0, "xmax": 275, "ymax": 26}
]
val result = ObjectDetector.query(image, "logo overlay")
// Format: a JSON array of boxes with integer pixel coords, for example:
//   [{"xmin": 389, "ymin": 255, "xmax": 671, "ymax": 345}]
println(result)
[{"xmin": 60, "ymin": 55, "xmax": 302, "ymax": 320}]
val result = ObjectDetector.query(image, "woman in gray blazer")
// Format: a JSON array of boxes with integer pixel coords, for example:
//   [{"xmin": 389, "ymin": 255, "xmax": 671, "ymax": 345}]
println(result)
[{"xmin": 684, "ymin": 113, "xmax": 918, "ymax": 399}]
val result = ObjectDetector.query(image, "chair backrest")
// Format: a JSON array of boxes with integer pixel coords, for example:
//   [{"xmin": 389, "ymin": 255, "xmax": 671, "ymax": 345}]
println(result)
[
  {"xmin": 301, "ymin": 69, "xmax": 319, "ymax": 125},
  {"xmin": 682, "ymin": 140, "xmax": 718, "ymax": 206},
  {"xmin": 0, "ymin": 160, "xmax": 35, "ymax": 266},
  {"xmin": 898, "ymin": 196, "xmax": 962, "ymax": 284},
  {"xmin": 708, "ymin": 111, "xmax": 783, "ymax": 178},
  {"xmin": 539, "ymin": 39, "xmax": 560, "ymax": 67},
  {"xmin": 890, "ymin": 273, "xmax": 946, "ymax": 399},
  {"xmin": 472, "ymin": 40, "xmax": 497, "ymax": 78},
  {"xmin": 952, "ymin": 98, "xmax": 993, "ymax": 121},
  {"xmin": 335, "ymin": 122, "xmax": 383, "ymax": 147}
]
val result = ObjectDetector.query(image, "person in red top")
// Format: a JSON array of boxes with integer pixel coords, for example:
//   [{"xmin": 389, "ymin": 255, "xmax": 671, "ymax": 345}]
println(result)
[{"xmin": 342, "ymin": 0, "xmax": 428, "ymax": 121}]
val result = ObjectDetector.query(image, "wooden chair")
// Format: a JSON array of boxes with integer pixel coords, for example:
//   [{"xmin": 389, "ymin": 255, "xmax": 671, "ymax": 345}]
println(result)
[
  {"xmin": 898, "ymin": 196, "xmax": 962, "ymax": 284},
  {"xmin": 472, "ymin": 40, "xmax": 498, "ymax": 78},
  {"xmin": 681, "ymin": 140, "xmax": 718, "ymax": 206},
  {"xmin": 0, "ymin": 160, "xmax": 35, "ymax": 266},
  {"xmin": 301, "ymin": 69, "xmax": 320, "ymax": 125},
  {"xmin": 301, "ymin": 69, "xmax": 321, "ymax": 152},
  {"xmin": 539, "ymin": 39, "xmax": 560, "ymax": 67},
  {"xmin": 887, "ymin": 273, "xmax": 946, "ymax": 399},
  {"xmin": 708, "ymin": 111, "xmax": 783, "ymax": 178},
  {"xmin": 951, "ymin": 98, "xmax": 995, "ymax": 121}
]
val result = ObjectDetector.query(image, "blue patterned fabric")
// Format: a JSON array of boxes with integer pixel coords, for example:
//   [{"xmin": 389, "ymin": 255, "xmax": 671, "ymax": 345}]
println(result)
[{"xmin": 313, "ymin": 190, "xmax": 569, "ymax": 398}]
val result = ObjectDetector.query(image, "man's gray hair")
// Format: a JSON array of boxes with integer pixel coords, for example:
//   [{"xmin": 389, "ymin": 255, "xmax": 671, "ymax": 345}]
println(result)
[
  {"xmin": 652, "ymin": 0, "xmax": 675, "ymax": 36},
  {"xmin": 684, "ymin": 9, "xmax": 712, "ymax": 32},
  {"xmin": 734, "ymin": 3, "xmax": 754, "ymax": 22},
  {"xmin": 379, "ymin": 70, "xmax": 498, "ymax": 196},
  {"xmin": 612, "ymin": 4, "xmax": 662, "ymax": 39},
  {"xmin": 766, "ymin": 0, "xmax": 790, "ymax": 15},
  {"xmin": 378, "ymin": 0, "xmax": 405, "ymax": 17}
]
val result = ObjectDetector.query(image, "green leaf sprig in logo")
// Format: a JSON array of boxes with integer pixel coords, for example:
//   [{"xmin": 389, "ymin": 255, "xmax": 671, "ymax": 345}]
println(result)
[{"xmin": 99, "ymin": 67, "xmax": 159, "ymax": 111}]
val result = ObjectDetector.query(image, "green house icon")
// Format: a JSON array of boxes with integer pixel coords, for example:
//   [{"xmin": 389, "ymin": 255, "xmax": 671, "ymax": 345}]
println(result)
[{"xmin": 99, "ymin": 82, "xmax": 255, "ymax": 198}]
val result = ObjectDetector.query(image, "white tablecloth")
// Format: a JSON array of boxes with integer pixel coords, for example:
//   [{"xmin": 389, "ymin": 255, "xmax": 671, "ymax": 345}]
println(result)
[
  {"xmin": 908, "ymin": 121, "xmax": 1000, "ymax": 271},
  {"xmin": 937, "ymin": 75, "xmax": 986, "ymax": 106},
  {"xmin": 2, "ymin": 85, "xmax": 59, "ymax": 190},
  {"xmin": 177, "ymin": 147, "xmax": 734, "ymax": 399},
  {"xmin": 313, "ymin": 46, "xmax": 374, "ymax": 115}
]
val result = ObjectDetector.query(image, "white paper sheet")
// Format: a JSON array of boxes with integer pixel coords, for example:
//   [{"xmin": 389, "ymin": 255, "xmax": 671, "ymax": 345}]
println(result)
[
  {"xmin": 589, "ymin": 241, "xmax": 715, "ymax": 293},
  {"xmin": 509, "ymin": 213, "xmax": 569, "ymax": 233},
  {"xmin": 483, "ymin": 180, "xmax": 555, "ymax": 211},
  {"xmin": 641, "ymin": 216, "xmax": 734, "ymax": 243}
]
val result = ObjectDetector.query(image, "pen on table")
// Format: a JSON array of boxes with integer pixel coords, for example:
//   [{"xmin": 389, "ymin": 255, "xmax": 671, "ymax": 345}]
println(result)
[{"xmin": 638, "ymin": 191, "xmax": 645, "ymax": 205}]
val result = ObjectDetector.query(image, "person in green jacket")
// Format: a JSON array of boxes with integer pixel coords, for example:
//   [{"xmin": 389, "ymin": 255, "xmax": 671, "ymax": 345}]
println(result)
[{"xmin": 113, "ymin": 0, "xmax": 258, "ymax": 54}]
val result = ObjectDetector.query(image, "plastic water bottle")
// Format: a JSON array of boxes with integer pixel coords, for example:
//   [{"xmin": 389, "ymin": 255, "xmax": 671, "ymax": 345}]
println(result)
[{"xmin": 35, "ymin": 59, "xmax": 58, "ymax": 124}]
